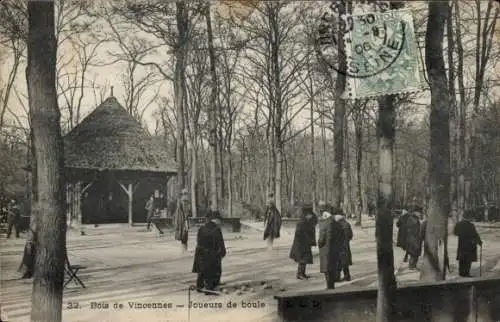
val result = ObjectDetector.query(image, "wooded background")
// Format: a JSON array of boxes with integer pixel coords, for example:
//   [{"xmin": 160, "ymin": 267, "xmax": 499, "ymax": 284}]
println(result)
[{"xmin": 0, "ymin": 0, "xmax": 499, "ymax": 222}]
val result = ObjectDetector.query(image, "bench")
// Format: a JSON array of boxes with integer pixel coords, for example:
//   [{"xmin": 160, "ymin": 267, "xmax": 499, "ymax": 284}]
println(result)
[
  {"xmin": 274, "ymin": 276, "xmax": 500, "ymax": 321},
  {"xmin": 188, "ymin": 217, "xmax": 241, "ymax": 232}
]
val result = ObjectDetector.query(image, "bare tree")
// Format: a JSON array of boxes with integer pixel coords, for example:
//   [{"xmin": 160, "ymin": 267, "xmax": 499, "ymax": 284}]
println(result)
[
  {"xmin": 27, "ymin": 1, "xmax": 66, "ymax": 321},
  {"xmin": 241, "ymin": 1, "xmax": 311, "ymax": 214},
  {"xmin": 0, "ymin": 0, "xmax": 27, "ymax": 131},
  {"xmin": 98, "ymin": 9, "xmax": 162, "ymax": 122},
  {"xmin": 420, "ymin": 0, "xmax": 451, "ymax": 282}
]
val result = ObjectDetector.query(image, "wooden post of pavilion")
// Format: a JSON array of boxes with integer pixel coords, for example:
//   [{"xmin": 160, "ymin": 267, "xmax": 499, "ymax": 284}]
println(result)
[{"xmin": 119, "ymin": 182, "xmax": 134, "ymax": 227}]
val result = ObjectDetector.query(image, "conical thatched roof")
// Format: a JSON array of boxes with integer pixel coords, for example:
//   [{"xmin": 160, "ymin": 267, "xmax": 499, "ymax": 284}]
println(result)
[{"xmin": 64, "ymin": 96, "xmax": 176, "ymax": 174}]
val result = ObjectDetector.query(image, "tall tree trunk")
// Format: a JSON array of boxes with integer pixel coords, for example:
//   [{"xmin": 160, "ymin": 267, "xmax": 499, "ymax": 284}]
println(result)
[
  {"xmin": 190, "ymin": 145, "xmax": 198, "ymax": 218},
  {"xmin": 454, "ymin": 0, "xmax": 466, "ymax": 221},
  {"xmin": 269, "ymin": 2, "xmax": 283, "ymax": 214},
  {"xmin": 200, "ymin": 137, "xmax": 209, "ymax": 209},
  {"xmin": 205, "ymin": 3, "xmax": 218, "ymax": 211},
  {"xmin": 321, "ymin": 112, "xmax": 328, "ymax": 201},
  {"xmin": 376, "ymin": 95, "xmax": 397, "ymax": 322},
  {"xmin": 309, "ymin": 58, "xmax": 317, "ymax": 213},
  {"xmin": 175, "ymin": 2, "xmax": 187, "ymax": 197},
  {"xmin": 27, "ymin": 2, "xmax": 66, "ymax": 321},
  {"xmin": 332, "ymin": 1, "xmax": 348, "ymax": 209},
  {"xmin": 447, "ymin": 1, "xmax": 458, "ymax": 223},
  {"xmin": 420, "ymin": 0, "xmax": 450, "ymax": 282},
  {"xmin": 355, "ymin": 112, "xmax": 363, "ymax": 226},
  {"xmin": 227, "ymin": 151, "xmax": 233, "ymax": 217}
]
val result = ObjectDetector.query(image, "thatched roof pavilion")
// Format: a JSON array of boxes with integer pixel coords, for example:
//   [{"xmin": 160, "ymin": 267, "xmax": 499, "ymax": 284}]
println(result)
[
  {"xmin": 64, "ymin": 96, "xmax": 175, "ymax": 174},
  {"xmin": 65, "ymin": 96, "xmax": 176, "ymax": 229}
]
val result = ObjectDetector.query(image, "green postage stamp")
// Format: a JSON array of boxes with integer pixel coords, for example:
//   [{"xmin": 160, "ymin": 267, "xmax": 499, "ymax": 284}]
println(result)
[{"xmin": 341, "ymin": 9, "xmax": 425, "ymax": 99}]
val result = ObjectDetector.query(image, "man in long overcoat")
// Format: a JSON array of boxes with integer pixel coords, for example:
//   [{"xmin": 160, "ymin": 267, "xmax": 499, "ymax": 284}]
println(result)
[
  {"xmin": 289, "ymin": 207, "xmax": 317, "ymax": 279},
  {"xmin": 336, "ymin": 214, "xmax": 353, "ymax": 281},
  {"xmin": 192, "ymin": 210, "xmax": 226, "ymax": 294},
  {"xmin": 405, "ymin": 211, "xmax": 422, "ymax": 269},
  {"xmin": 318, "ymin": 206, "xmax": 345, "ymax": 289},
  {"xmin": 175, "ymin": 190, "xmax": 190, "ymax": 250},
  {"xmin": 263, "ymin": 194, "xmax": 281, "ymax": 249},
  {"xmin": 396, "ymin": 209, "xmax": 410, "ymax": 262},
  {"xmin": 454, "ymin": 215, "xmax": 482, "ymax": 277}
]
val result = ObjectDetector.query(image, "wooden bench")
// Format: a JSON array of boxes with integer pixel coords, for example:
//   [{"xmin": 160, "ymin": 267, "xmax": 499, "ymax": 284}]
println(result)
[
  {"xmin": 274, "ymin": 276, "xmax": 500, "ymax": 321},
  {"xmin": 187, "ymin": 217, "xmax": 241, "ymax": 232}
]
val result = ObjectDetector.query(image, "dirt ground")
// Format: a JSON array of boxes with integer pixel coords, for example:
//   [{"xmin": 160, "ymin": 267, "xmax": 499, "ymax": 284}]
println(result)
[{"xmin": 2, "ymin": 219, "xmax": 500, "ymax": 322}]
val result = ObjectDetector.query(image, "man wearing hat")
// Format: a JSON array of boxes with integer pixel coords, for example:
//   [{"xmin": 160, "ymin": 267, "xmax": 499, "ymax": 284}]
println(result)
[
  {"xmin": 263, "ymin": 193, "xmax": 281, "ymax": 249},
  {"xmin": 175, "ymin": 189, "xmax": 190, "ymax": 250},
  {"xmin": 192, "ymin": 210, "xmax": 226, "ymax": 294},
  {"xmin": 318, "ymin": 205, "xmax": 346, "ymax": 289},
  {"xmin": 6, "ymin": 199, "xmax": 21, "ymax": 239}
]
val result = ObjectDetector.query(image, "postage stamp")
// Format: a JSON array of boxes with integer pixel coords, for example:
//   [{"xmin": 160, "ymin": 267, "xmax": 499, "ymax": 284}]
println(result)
[
  {"xmin": 315, "ymin": 1, "xmax": 394, "ymax": 78},
  {"xmin": 342, "ymin": 9, "xmax": 425, "ymax": 99}
]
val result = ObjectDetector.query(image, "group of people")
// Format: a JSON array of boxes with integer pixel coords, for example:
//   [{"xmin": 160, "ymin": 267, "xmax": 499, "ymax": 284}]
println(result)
[
  {"xmin": 288, "ymin": 202, "xmax": 353, "ymax": 289},
  {"xmin": 396, "ymin": 205, "xmax": 483, "ymax": 277}
]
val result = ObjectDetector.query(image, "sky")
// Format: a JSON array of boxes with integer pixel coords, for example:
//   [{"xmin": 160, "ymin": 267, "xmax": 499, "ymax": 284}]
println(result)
[{"xmin": 1, "ymin": 0, "xmax": 499, "ymax": 137}]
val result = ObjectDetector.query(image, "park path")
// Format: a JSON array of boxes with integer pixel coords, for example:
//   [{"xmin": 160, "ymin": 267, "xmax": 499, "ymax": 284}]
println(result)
[{"xmin": 2, "ymin": 220, "xmax": 500, "ymax": 322}]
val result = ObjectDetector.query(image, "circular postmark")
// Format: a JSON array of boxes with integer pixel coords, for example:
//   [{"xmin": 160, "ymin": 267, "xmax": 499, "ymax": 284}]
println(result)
[{"xmin": 316, "ymin": 2, "xmax": 406, "ymax": 78}]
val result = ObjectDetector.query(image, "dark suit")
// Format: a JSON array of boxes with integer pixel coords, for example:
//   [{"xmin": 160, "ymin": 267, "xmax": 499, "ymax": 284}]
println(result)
[
  {"xmin": 7, "ymin": 205, "xmax": 20, "ymax": 238},
  {"xmin": 289, "ymin": 216, "xmax": 316, "ymax": 277},
  {"xmin": 318, "ymin": 216, "xmax": 345, "ymax": 289},
  {"xmin": 337, "ymin": 217, "xmax": 353, "ymax": 280},
  {"xmin": 192, "ymin": 221, "xmax": 226, "ymax": 290},
  {"xmin": 454, "ymin": 219, "xmax": 482, "ymax": 277}
]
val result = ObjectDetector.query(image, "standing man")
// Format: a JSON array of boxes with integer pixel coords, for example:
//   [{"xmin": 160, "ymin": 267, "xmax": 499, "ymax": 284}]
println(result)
[
  {"xmin": 454, "ymin": 214, "xmax": 483, "ymax": 277},
  {"xmin": 6, "ymin": 199, "xmax": 21, "ymax": 238},
  {"xmin": 405, "ymin": 210, "xmax": 422, "ymax": 270},
  {"xmin": 192, "ymin": 210, "xmax": 226, "ymax": 295},
  {"xmin": 175, "ymin": 189, "xmax": 190, "ymax": 251},
  {"xmin": 318, "ymin": 206, "xmax": 345, "ymax": 289},
  {"xmin": 396, "ymin": 209, "xmax": 410, "ymax": 262},
  {"xmin": 289, "ymin": 206, "xmax": 317, "ymax": 280},
  {"xmin": 263, "ymin": 193, "xmax": 281, "ymax": 250},
  {"xmin": 145, "ymin": 195, "xmax": 154, "ymax": 231},
  {"xmin": 336, "ymin": 213, "xmax": 353, "ymax": 281}
]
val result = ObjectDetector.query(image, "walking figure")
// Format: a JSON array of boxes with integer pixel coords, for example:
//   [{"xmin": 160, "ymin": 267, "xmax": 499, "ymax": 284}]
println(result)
[
  {"xmin": 263, "ymin": 194, "xmax": 281, "ymax": 250},
  {"xmin": 192, "ymin": 210, "xmax": 226, "ymax": 295},
  {"xmin": 454, "ymin": 214, "xmax": 482, "ymax": 277},
  {"xmin": 289, "ymin": 206, "xmax": 317, "ymax": 280}
]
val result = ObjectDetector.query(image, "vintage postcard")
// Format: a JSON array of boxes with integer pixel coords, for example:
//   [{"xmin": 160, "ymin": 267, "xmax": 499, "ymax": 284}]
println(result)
[{"xmin": 1, "ymin": 0, "xmax": 500, "ymax": 321}]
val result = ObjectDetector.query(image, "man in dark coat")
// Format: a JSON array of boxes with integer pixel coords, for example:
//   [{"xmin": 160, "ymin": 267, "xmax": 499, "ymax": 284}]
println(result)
[
  {"xmin": 145, "ymin": 195, "xmax": 154, "ymax": 231},
  {"xmin": 336, "ymin": 214, "xmax": 353, "ymax": 281},
  {"xmin": 192, "ymin": 210, "xmax": 226, "ymax": 294},
  {"xmin": 318, "ymin": 206, "xmax": 345, "ymax": 289},
  {"xmin": 263, "ymin": 194, "xmax": 282, "ymax": 249},
  {"xmin": 454, "ymin": 215, "xmax": 482, "ymax": 277},
  {"xmin": 405, "ymin": 211, "xmax": 422, "ymax": 269},
  {"xmin": 289, "ymin": 207, "xmax": 317, "ymax": 279},
  {"xmin": 175, "ymin": 190, "xmax": 190, "ymax": 250},
  {"xmin": 396, "ymin": 209, "xmax": 410, "ymax": 262},
  {"xmin": 6, "ymin": 199, "xmax": 21, "ymax": 238}
]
